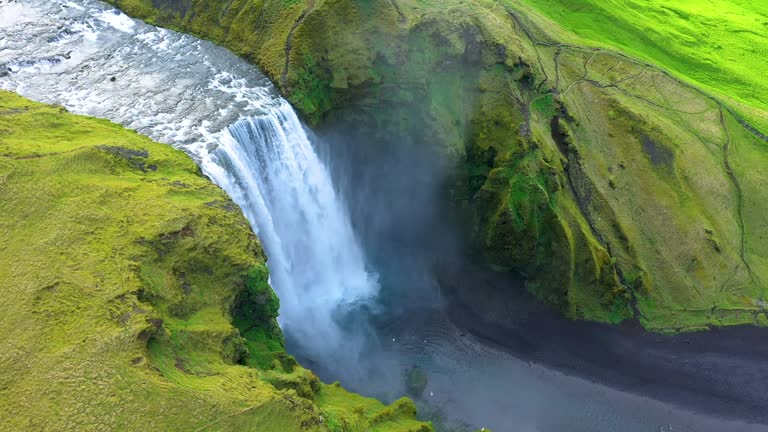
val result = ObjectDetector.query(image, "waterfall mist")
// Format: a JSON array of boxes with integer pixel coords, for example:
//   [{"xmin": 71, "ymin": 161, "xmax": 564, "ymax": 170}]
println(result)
[
  {"xmin": 312, "ymin": 128, "xmax": 466, "ymax": 313},
  {"xmin": 298, "ymin": 105, "xmax": 476, "ymax": 401}
]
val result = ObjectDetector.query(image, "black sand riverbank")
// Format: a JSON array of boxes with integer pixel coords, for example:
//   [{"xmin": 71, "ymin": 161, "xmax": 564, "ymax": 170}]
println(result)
[{"xmin": 442, "ymin": 267, "xmax": 768, "ymax": 425}]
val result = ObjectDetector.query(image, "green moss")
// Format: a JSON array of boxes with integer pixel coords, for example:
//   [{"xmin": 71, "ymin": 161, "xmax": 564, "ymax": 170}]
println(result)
[
  {"xmin": 291, "ymin": 52, "xmax": 333, "ymax": 122},
  {"xmin": 316, "ymin": 383, "xmax": 432, "ymax": 432},
  {"xmin": 103, "ymin": 0, "xmax": 768, "ymax": 332},
  {"xmin": 531, "ymin": 93, "xmax": 556, "ymax": 118},
  {"xmin": 235, "ymin": 263, "xmax": 280, "ymax": 326},
  {"xmin": 0, "ymin": 91, "xmax": 430, "ymax": 431}
]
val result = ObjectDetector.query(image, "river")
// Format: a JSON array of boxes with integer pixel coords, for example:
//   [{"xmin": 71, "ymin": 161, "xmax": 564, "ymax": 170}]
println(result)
[{"xmin": 0, "ymin": 1, "xmax": 765, "ymax": 431}]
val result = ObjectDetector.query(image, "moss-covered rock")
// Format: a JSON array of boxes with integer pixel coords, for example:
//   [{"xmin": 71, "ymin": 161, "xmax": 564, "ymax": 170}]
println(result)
[
  {"xmin": 104, "ymin": 0, "xmax": 768, "ymax": 332},
  {"xmin": 0, "ymin": 91, "xmax": 431, "ymax": 431}
]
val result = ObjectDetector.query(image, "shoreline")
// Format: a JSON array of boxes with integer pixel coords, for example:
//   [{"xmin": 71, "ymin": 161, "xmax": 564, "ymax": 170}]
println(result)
[{"xmin": 441, "ymin": 266, "xmax": 768, "ymax": 425}]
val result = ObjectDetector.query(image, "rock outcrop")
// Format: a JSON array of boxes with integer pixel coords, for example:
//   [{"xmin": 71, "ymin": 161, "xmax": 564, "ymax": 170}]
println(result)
[
  {"xmin": 0, "ymin": 90, "xmax": 430, "ymax": 432},
  {"xmin": 107, "ymin": 0, "xmax": 768, "ymax": 332}
]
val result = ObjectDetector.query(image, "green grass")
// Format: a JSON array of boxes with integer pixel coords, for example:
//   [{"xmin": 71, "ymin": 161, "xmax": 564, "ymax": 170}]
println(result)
[
  {"xmin": 508, "ymin": 0, "xmax": 768, "ymax": 132},
  {"xmin": 316, "ymin": 384, "xmax": 431, "ymax": 432},
  {"xmin": 103, "ymin": 0, "xmax": 768, "ymax": 332},
  {"xmin": 0, "ymin": 91, "xmax": 430, "ymax": 431}
]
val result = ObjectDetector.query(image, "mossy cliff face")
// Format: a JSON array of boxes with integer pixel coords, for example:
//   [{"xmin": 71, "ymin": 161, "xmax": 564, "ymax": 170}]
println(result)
[
  {"xmin": 106, "ymin": 0, "xmax": 768, "ymax": 332},
  {"xmin": 0, "ymin": 91, "xmax": 430, "ymax": 432}
]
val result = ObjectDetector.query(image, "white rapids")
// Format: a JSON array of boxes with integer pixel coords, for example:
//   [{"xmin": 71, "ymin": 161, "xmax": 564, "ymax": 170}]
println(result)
[{"xmin": 0, "ymin": 0, "xmax": 378, "ymax": 363}]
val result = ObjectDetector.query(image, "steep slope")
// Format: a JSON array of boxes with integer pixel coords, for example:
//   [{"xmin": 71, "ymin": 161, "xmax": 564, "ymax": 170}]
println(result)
[
  {"xmin": 0, "ymin": 90, "xmax": 430, "ymax": 432},
  {"xmin": 106, "ymin": 0, "xmax": 768, "ymax": 332}
]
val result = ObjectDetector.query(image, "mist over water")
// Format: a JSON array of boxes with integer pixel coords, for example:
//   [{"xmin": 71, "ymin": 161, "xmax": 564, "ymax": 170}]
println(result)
[{"xmin": 2, "ymin": 1, "xmax": 766, "ymax": 431}]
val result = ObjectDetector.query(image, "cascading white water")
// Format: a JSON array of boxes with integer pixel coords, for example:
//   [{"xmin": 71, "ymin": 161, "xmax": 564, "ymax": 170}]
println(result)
[
  {"xmin": 201, "ymin": 104, "xmax": 379, "ymax": 359},
  {"xmin": 5, "ymin": 3, "xmax": 765, "ymax": 431},
  {"xmin": 0, "ymin": 0, "xmax": 378, "ymax": 363}
]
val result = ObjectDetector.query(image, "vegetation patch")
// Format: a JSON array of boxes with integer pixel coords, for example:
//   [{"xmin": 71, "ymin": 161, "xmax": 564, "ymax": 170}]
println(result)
[
  {"xmin": 104, "ymin": 0, "xmax": 768, "ymax": 332},
  {"xmin": 0, "ymin": 91, "xmax": 430, "ymax": 431},
  {"xmin": 508, "ymin": 0, "xmax": 768, "ymax": 131}
]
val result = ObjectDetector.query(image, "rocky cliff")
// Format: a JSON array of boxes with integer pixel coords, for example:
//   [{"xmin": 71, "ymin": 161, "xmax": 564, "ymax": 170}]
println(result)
[
  {"xmin": 107, "ymin": 0, "xmax": 768, "ymax": 332},
  {"xmin": 0, "ymin": 90, "xmax": 430, "ymax": 432}
]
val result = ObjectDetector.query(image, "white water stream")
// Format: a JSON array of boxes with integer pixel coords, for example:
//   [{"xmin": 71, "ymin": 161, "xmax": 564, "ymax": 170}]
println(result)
[
  {"xmin": 0, "ymin": 0, "xmax": 377, "ymax": 365},
  {"xmin": 206, "ymin": 109, "xmax": 378, "ymax": 359},
  {"xmin": 1, "ymin": 1, "xmax": 765, "ymax": 431}
]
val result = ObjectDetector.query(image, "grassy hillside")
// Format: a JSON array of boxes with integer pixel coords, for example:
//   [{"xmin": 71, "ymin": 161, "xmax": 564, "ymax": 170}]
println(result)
[
  {"xmin": 105, "ymin": 0, "xmax": 768, "ymax": 332},
  {"xmin": 508, "ymin": 0, "xmax": 768, "ymax": 132},
  {"xmin": 0, "ymin": 91, "xmax": 431, "ymax": 432}
]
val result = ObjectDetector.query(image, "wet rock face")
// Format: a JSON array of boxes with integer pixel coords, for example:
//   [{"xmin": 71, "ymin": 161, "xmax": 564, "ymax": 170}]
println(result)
[{"xmin": 106, "ymin": 0, "xmax": 768, "ymax": 332}]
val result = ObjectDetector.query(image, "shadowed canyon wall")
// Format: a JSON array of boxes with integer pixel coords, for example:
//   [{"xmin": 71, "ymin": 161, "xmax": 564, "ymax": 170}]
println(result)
[{"xmin": 107, "ymin": 0, "xmax": 768, "ymax": 332}]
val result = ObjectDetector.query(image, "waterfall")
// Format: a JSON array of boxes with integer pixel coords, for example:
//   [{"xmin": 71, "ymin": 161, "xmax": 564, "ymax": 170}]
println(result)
[
  {"xmin": 0, "ymin": 0, "xmax": 380, "ymax": 368},
  {"xmin": 200, "ymin": 102, "xmax": 380, "ymax": 360}
]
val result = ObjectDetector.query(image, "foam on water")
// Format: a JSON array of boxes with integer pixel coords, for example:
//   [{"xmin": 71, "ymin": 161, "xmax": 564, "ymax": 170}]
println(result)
[
  {"xmin": 0, "ymin": 0, "xmax": 378, "ymax": 366},
  {"xmin": 95, "ymin": 9, "xmax": 134, "ymax": 33},
  {"xmin": 0, "ymin": 3, "xmax": 33, "ymax": 27}
]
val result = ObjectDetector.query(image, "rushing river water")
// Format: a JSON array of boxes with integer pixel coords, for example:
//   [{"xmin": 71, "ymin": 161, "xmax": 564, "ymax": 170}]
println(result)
[{"xmin": 1, "ymin": 1, "xmax": 765, "ymax": 431}]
